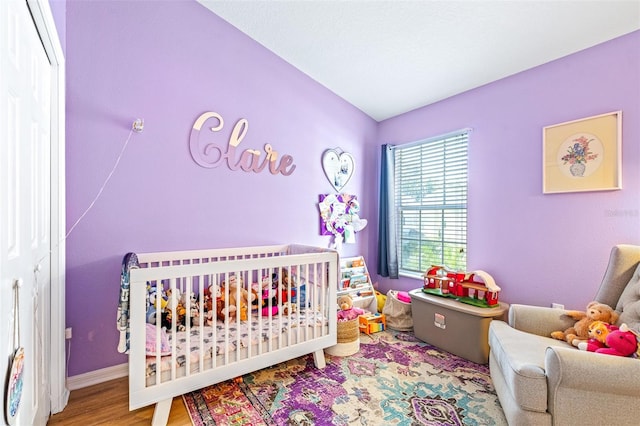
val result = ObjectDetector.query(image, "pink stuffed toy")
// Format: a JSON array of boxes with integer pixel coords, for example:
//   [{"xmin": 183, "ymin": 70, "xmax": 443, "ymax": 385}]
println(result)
[
  {"xmin": 253, "ymin": 276, "xmax": 280, "ymax": 316},
  {"xmin": 595, "ymin": 324, "xmax": 638, "ymax": 357}
]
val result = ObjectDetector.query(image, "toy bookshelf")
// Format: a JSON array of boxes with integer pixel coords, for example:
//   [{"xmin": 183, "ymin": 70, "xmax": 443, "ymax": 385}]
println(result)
[{"xmin": 339, "ymin": 256, "xmax": 377, "ymax": 312}]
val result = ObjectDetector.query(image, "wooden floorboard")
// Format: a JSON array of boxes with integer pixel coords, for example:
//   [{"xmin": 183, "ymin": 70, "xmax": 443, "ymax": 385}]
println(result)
[{"xmin": 47, "ymin": 377, "xmax": 191, "ymax": 425}]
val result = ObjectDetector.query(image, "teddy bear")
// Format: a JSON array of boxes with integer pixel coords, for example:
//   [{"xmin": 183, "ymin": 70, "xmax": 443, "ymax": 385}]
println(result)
[
  {"xmin": 577, "ymin": 320, "xmax": 617, "ymax": 352},
  {"xmin": 595, "ymin": 323, "xmax": 640, "ymax": 357},
  {"xmin": 550, "ymin": 301, "xmax": 618, "ymax": 346},
  {"xmin": 220, "ymin": 275, "xmax": 255, "ymax": 321},
  {"xmin": 336, "ymin": 294, "xmax": 365, "ymax": 322}
]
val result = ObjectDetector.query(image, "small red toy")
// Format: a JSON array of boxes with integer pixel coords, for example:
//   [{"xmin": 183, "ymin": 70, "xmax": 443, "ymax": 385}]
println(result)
[{"xmin": 595, "ymin": 323, "xmax": 639, "ymax": 357}]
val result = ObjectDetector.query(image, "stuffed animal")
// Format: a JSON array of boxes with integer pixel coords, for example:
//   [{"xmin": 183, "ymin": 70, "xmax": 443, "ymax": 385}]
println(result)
[
  {"xmin": 161, "ymin": 301, "xmax": 188, "ymax": 330},
  {"xmin": 146, "ymin": 283, "xmax": 168, "ymax": 324},
  {"xmin": 272, "ymin": 270, "xmax": 289, "ymax": 303},
  {"xmin": 160, "ymin": 287, "xmax": 185, "ymax": 329},
  {"xmin": 577, "ymin": 320, "xmax": 617, "ymax": 352},
  {"xmin": 281, "ymin": 301, "xmax": 297, "ymax": 315},
  {"xmin": 254, "ymin": 275, "xmax": 280, "ymax": 316},
  {"xmin": 337, "ymin": 295, "xmax": 365, "ymax": 322},
  {"xmin": 550, "ymin": 301, "xmax": 618, "ymax": 346},
  {"xmin": 204, "ymin": 283, "xmax": 225, "ymax": 325},
  {"xmin": 165, "ymin": 288, "xmax": 181, "ymax": 311},
  {"xmin": 596, "ymin": 324, "xmax": 639, "ymax": 357},
  {"xmin": 179, "ymin": 292, "xmax": 200, "ymax": 328},
  {"xmin": 219, "ymin": 283, "xmax": 239, "ymax": 321},
  {"xmin": 220, "ymin": 275, "xmax": 254, "ymax": 321}
]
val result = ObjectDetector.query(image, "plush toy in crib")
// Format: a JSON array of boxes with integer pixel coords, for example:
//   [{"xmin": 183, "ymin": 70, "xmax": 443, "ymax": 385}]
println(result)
[
  {"xmin": 254, "ymin": 276, "xmax": 280, "ymax": 316},
  {"xmin": 178, "ymin": 292, "xmax": 200, "ymax": 328},
  {"xmin": 146, "ymin": 283, "xmax": 168, "ymax": 324},
  {"xmin": 204, "ymin": 283, "xmax": 226, "ymax": 325},
  {"xmin": 281, "ymin": 301, "xmax": 297, "ymax": 315},
  {"xmin": 160, "ymin": 287, "xmax": 186, "ymax": 329},
  {"xmin": 271, "ymin": 268, "xmax": 297, "ymax": 303},
  {"xmin": 165, "ymin": 288, "xmax": 181, "ymax": 311},
  {"xmin": 204, "ymin": 292, "xmax": 221, "ymax": 326},
  {"xmin": 162, "ymin": 302, "xmax": 188, "ymax": 331},
  {"xmin": 337, "ymin": 295, "xmax": 365, "ymax": 322},
  {"xmin": 220, "ymin": 275, "xmax": 255, "ymax": 321}
]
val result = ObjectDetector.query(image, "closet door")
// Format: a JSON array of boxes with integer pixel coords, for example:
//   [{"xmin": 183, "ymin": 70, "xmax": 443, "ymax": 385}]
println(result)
[{"xmin": 1, "ymin": 0, "xmax": 52, "ymax": 424}]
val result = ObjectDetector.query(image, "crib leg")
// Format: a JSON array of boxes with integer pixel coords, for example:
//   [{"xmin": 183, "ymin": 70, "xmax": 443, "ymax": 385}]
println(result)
[
  {"xmin": 313, "ymin": 349, "xmax": 326, "ymax": 369},
  {"xmin": 151, "ymin": 398, "xmax": 172, "ymax": 426}
]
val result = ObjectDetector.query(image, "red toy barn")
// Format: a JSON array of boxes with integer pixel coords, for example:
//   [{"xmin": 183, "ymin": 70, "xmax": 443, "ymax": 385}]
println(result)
[{"xmin": 424, "ymin": 266, "xmax": 500, "ymax": 307}]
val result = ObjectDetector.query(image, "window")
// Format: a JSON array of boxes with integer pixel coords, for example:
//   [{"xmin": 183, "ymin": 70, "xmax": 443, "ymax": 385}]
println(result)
[{"xmin": 392, "ymin": 130, "xmax": 468, "ymax": 274}]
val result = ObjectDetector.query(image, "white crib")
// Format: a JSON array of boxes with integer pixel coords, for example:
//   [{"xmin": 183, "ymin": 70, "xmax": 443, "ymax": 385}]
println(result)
[{"xmin": 123, "ymin": 244, "xmax": 338, "ymax": 425}]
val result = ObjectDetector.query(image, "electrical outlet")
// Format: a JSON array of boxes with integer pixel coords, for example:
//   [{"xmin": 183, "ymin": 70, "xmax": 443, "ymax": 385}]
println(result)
[
  {"xmin": 551, "ymin": 303, "xmax": 564, "ymax": 310},
  {"xmin": 65, "ymin": 327, "xmax": 72, "ymax": 339}
]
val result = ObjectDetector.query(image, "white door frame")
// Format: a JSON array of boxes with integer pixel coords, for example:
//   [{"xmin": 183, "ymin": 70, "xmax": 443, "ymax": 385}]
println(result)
[{"xmin": 26, "ymin": 0, "xmax": 68, "ymax": 414}]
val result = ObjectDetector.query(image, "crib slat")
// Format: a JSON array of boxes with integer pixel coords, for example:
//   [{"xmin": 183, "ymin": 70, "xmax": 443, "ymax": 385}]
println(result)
[
  {"xmin": 197, "ymin": 274, "xmax": 204, "ymax": 374},
  {"xmin": 234, "ymin": 269, "xmax": 241, "ymax": 364},
  {"xmin": 169, "ymin": 278, "xmax": 177, "ymax": 383},
  {"xmin": 211, "ymin": 273, "xmax": 218, "ymax": 370}
]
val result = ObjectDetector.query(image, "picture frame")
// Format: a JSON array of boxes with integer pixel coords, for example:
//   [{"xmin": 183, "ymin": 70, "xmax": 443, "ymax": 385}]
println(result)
[{"xmin": 543, "ymin": 111, "xmax": 622, "ymax": 194}]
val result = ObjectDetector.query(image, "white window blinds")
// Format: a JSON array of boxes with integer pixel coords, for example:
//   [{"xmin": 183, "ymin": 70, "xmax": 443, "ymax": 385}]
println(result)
[{"xmin": 392, "ymin": 130, "xmax": 469, "ymax": 274}]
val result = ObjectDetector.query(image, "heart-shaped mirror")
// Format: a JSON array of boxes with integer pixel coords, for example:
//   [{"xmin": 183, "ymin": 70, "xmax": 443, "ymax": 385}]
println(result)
[{"xmin": 322, "ymin": 148, "xmax": 355, "ymax": 191}]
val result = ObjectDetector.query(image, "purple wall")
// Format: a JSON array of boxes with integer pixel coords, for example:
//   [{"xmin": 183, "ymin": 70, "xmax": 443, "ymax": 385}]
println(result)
[
  {"xmin": 64, "ymin": 1, "xmax": 376, "ymax": 376},
  {"xmin": 374, "ymin": 31, "xmax": 640, "ymax": 311}
]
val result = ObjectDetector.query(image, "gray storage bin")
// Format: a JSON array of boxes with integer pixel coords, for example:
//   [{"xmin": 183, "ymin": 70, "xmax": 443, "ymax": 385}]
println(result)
[{"xmin": 409, "ymin": 288, "xmax": 508, "ymax": 364}]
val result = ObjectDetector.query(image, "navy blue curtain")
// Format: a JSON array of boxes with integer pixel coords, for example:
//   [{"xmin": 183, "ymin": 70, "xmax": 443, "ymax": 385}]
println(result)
[{"xmin": 377, "ymin": 144, "xmax": 398, "ymax": 278}]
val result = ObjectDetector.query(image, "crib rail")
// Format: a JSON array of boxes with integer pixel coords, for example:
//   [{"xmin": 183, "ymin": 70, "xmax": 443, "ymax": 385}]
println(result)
[{"xmin": 127, "ymin": 244, "xmax": 338, "ymax": 416}]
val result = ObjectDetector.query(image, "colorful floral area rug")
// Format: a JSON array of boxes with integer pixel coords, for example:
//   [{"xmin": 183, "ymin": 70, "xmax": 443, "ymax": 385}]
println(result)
[{"xmin": 182, "ymin": 330, "xmax": 507, "ymax": 426}]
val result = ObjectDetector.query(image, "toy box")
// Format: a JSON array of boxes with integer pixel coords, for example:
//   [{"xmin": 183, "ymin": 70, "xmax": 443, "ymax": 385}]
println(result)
[{"xmin": 409, "ymin": 288, "xmax": 508, "ymax": 364}]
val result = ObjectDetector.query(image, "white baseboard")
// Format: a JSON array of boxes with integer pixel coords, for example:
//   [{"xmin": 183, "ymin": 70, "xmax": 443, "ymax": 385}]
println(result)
[{"xmin": 66, "ymin": 363, "xmax": 128, "ymax": 390}]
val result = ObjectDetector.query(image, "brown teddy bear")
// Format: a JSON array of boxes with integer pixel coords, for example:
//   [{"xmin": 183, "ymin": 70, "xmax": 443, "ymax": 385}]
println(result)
[
  {"xmin": 220, "ymin": 275, "xmax": 257, "ymax": 321},
  {"xmin": 550, "ymin": 301, "xmax": 619, "ymax": 346},
  {"xmin": 336, "ymin": 294, "xmax": 365, "ymax": 321}
]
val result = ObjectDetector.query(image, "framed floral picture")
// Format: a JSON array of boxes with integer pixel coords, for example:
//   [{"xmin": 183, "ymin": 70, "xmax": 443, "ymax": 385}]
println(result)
[{"xmin": 543, "ymin": 111, "xmax": 622, "ymax": 194}]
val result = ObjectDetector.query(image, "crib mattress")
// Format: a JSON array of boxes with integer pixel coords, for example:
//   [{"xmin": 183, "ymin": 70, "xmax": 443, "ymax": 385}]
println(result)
[{"xmin": 145, "ymin": 310, "xmax": 327, "ymax": 384}]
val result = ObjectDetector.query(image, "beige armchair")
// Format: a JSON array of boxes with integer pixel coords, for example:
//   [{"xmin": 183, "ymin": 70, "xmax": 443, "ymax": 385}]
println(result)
[{"xmin": 488, "ymin": 245, "xmax": 640, "ymax": 425}]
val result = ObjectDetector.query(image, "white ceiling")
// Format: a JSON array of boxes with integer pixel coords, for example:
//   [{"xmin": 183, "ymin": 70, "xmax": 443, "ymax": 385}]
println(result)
[{"xmin": 198, "ymin": 0, "xmax": 640, "ymax": 122}]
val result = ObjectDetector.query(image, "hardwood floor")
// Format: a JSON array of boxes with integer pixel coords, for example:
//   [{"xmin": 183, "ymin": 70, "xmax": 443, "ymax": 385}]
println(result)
[{"xmin": 47, "ymin": 377, "xmax": 192, "ymax": 425}]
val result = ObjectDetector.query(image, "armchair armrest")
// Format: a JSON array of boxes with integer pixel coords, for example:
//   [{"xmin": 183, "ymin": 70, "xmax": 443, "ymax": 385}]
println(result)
[
  {"xmin": 508, "ymin": 304, "xmax": 576, "ymax": 337},
  {"xmin": 545, "ymin": 347, "xmax": 640, "ymax": 423},
  {"xmin": 545, "ymin": 347, "xmax": 640, "ymax": 393}
]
